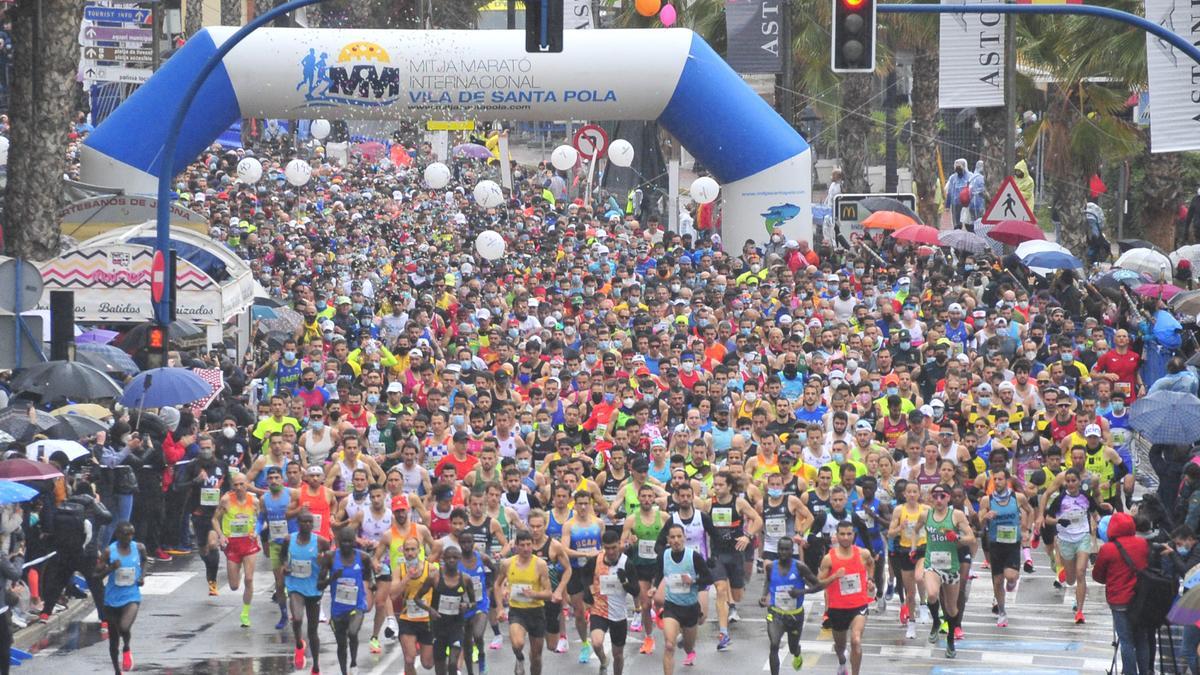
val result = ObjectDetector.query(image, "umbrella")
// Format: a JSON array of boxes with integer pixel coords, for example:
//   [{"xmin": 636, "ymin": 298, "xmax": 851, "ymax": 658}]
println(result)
[
  {"xmin": 75, "ymin": 343, "xmax": 140, "ymax": 376},
  {"xmin": 9, "ymin": 361, "xmax": 122, "ymax": 402},
  {"xmin": 254, "ymin": 296, "xmax": 285, "ymax": 309},
  {"xmin": 1015, "ymin": 239, "xmax": 1070, "ymax": 259},
  {"xmin": 859, "ymin": 196, "xmax": 922, "ymax": 223},
  {"xmin": 257, "ymin": 307, "xmax": 304, "ymax": 334},
  {"xmin": 50, "ymin": 403, "xmax": 112, "ymax": 419},
  {"xmin": 861, "ymin": 210, "xmax": 917, "ymax": 231},
  {"xmin": 939, "ymin": 229, "xmax": 999, "ymax": 255},
  {"xmin": 0, "ymin": 406, "xmax": 61, "ymax": 441},
  {"xmin": 986, "ymin": 220, "xmax": 1045, "ymax": 245},
  {"xmin": 0, "ymin": 480, "xmax": 38, "ymax": 505},
  {"xmin": 251, "ymin": 305, "xmax": 279, "ymax": 321},
  {"xmin": 119, "ymin": 320, "xmax": 205, "ymax": 353},
  {"xmin": 1091, "ymin": 268, "xmax": 1152, "ymax": 298},
  {"xmin": 1170, "ymin": 289, "xmax": 1200, "ymax": 317},
  {"xmin": 1116, "ymin": 247, "xmax": 1173, "ymax": 282},
  {"xmin": 0, "ymin": 458, "xmax": 62, "ymax": 481},
  {"xmin": 1135, "ymin": 283, "xmax": 1185, "ymax": 300},
  {"xmin": 1130, "ymin": 390, "xmax": 1200, "ymax": 445},
  {"xmin": 119, "ymin": 367, "xmax": 212, "ymax": 408},
  {"xmin": 893, "ymin": 224, "xmax": 942, "ymax": 246},
  {"xmin": 452, "ymin": 143, "xmax": 492, "ymax": 160},
  {"xmin": 47, "ymin": 414, "xmax": 108, "ymax": 441},
  {"xmin": 1119, "ymin": 238, "xmax": 1165, "ymax": 254},
  {"xmin": 24, "ymin": 439, "xmax": 90, "ymax": 463},
  {"xmin": 76, "ymin": 329, "xmax": 119, "ymax": 345},
  {"xmin": 1171, "ymin": 244, "xmax": 1200, "ymax": 269},
  {"xmin": 1168, "ymin": 583, "xmax": 1200, "ymax": 626},
  {"xmin": 1022, "ymin": 250, "xmax": 1083, "ymax": 270}
]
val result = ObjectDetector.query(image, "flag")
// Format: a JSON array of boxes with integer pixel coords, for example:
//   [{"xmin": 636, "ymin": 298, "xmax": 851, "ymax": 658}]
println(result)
[{"xmin": 190, "ymin": 368, "xmax": 224, "ymax": 413}]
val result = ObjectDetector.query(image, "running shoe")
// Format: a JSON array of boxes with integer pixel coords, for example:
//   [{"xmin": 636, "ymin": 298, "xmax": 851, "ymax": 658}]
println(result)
[
  {"xmin": 682, "ymin": 651, "xmax": 697, "ymax": 666},
  {"xmin": 874, "ymin": 596, "xmax": 887, "ymax": 614},
  {"xmin": 208, "ymin": 581, "xmax": 218, "ymax": 596},
  {"xmin": 630, "ymin": 613, "xmax": 642, "ymax": 633},
  {"xmin": 884, "ymin": 583, "xmax": 895, "ymax": 602},
  {"xmin": 653, "ymin": 608, "xmax": 664, "ymax": 631},
  {"xmin": 991, "ymin": 602, "xmax": 999, "ymax": 615},
  {"xmin": 100, "ymin": 621, "xmax": 108, "ymax": 634},
  {"xmin": 953, "ymin": 626, "xmax": 964, "ymax": 640},
  {"xmin": 945, "ymin": 645, "xmax": 957, "ymax": 659},
  {"xmin": 905, "ymin": 622, "xmax": 917, "ymax": 640},
  {"xmin": 940, "ymin": 620, "xmax": 949, "ymax": 634},
  {"xmin": 729, "ymin": 605, "xmax": 740, "ymax": 623},
  {"xmin": 792, "ymin": 653, "xmax": 804, "ymax": 671},
  {"xmin": 599, "ymin": 656, "xmax": 609, "ymax": 675},
  {"xmin": 578, "ymin": 644, "xmax": 592, "ymax": 664},
  {"xmin": 928, "ymin": 626, "xmax": 939, "ymax": 644},
  {"xmin": 370, "ymin": 636, "xmax": 382, "ymax": 654},
  {"xmin": 639, "ymin": 636, "xmax": 655, "ymax": 654},
  {"xmin": 716, "ymin": 632, "xmax": 731, "ymax": 651},
  {"xmin": 996, "ymin": 611, "xmax": 1008, "ymax": 628},
  {"xmin": 1023, "ymin": 560, "xmax": 1034, "ymax": 573},
  {"xmin": 515, "ymin": 659, "xmax": 526, "ymax": 675},
  {"xmin": 240, "ymin": 606, "xmax": 251, "ymax": 628},
  {"xmin": 37, "ymin": 613, "xmax": 49, "ymax": 624},
  {"xmin": 320, "ymin": 608, "xmax": 328, "ymax": 624},
  {"xmin": 918, "ymin": 605, "xmax": 932, "ymax": 624},
  {"xmin": 821, "ymin": 613, "xmax": 831, "ymax": 630},
  {"xmin": 275, "ymin": 614, "xmax": 288, "ymax": 630},
  {"xmin": 1074, "ymin": 610, "xmax": 1085, "ymax": 624},
  {"xmin": 836, "ymin": 663, "xmax": 848, "ymax": 675},
  {"xmin": 122, "ymin": 649, "xmax": 133, "ymax": 671},
  {"xmin": 489, "ymin": 634, "xmax": 504, "ymax": 650},
  {"xmin": 898, "ymin": 603, "xmax": 910, "ymax": 625},
  {"xmin": 555, "ymin": 636, "xmax": 568, "ymax": 653},
  {"xmin": 295, "ymin": 641, "xmax": 306, "ymax": 669},
  {"xmin": 154, "ymin": 549, "xmax": 172, "ymax": 562},
  {"xmin": 1057, "ymin": 568, "xmax": 1067, "ymax": 584},
  {"xmin": 384, "ymin": 616, "xmax": 398, "ymax": 640}
]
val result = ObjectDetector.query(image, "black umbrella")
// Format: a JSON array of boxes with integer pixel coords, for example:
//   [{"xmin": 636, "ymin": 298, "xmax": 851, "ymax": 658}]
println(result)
[
  {"xmin": 859, "ymin": 196, "xmax": 922, "ymax": 224},
  {"xmin": 48, "ymin": 414, "xmax": 109, "ymax": 441},
  {"xmin": 0, "ymin": 406, "xmax": 58, "ymax": 442},
  {"xmin": 1090, "ymin": 268, "xmax": 1151, "ymax": 300},
  {"xmin": 254, "ymin": 296, "xmax": 286, "ymax": 309},
  {"xmin": 1118, "ymin": 239, "xmax": 1165, "ymax": 255},
  {"xmin": 9, "ymin": 361, "xmax": 123, "ymax": 402}
]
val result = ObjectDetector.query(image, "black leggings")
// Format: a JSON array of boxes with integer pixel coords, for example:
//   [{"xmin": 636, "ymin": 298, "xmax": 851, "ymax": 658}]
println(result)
[
  {"xmin": 106, "ymin": 603, "xmax": 138, "ymax": 675},
  {"xmin": 331, "ymin": 611, "xmax": 364, "ymax": 675},
  {"xmin": 289, "ymin": 593, "xmax": 321, "ymax": 671}
]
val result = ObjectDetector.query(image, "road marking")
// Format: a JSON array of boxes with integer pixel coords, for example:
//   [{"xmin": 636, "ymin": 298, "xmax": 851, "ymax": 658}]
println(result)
[{"xmin": 141, "ymin": 572, "xmax": 193, "ymax": 595}]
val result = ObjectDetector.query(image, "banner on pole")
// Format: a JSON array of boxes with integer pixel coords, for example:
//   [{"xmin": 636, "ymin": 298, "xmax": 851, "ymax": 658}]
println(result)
[
  {"xmin": 938, "ymin": 0, "xmax": 1004, "ymax": 109},
  {"xmin": 1145, "ymin": 0, "xmax": 1200, "ymax": 152},
  {"xmin": 724, "ymin": 0, "xmax": 784, "ymax": 74}
]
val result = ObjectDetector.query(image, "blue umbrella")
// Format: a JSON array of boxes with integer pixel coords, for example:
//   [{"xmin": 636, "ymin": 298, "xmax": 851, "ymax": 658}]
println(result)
[
  {"xmin": 1023, "ymin": 250, "xmax": 1083, "ymax": 270},
  {"xmin": 1131, "ymin": 390, "xmax": 1200, "ymax": 444},
  {"xmin": 119, "ymin": 367, "xmax": 212, "ymax": 408},
  {"xmin": 251, "ymin": 305, "xmax": 279, "ymax": 321},
  {"xmin": 75, "ymin": 342, "xmax": 140, "ymax": 375},
  {"xmin": 0, "ymin": 480, "xmax": 38, "ymax": 505}
]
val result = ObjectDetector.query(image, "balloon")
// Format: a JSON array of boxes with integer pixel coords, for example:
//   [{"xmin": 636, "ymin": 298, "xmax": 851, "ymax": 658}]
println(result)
[
  {"xmin": 689, "ymin": 176, "xmax": 720, "ymax": 204},
  {"xmin": 635, "ymin": 0, "xmax": 661, "ymax": 16},
  {"xmin": 607, "ymin": 139, "xmax": 635, "ymax": 168},
  {"xmin": 475, "ymin": 230, "xmax": 506, "ymax": 260},
  {"xmin": 284, "ymin": 158, "xmax": 312, "ymax": 186},
  {"xmin": 1097, "ymin": 515, "xmax": 1112, "ymax": 543},
  {"xmin": 236, "ymin": 157, "xmax": 263, "ymax": 184},
  {"xmin": 310, "ymin": 119, "xmax": 331, "ymax": 140},
  {"xmin": 550, "ymin": 145, "xmax": 578, "ymax": 171},
  {"xmin": 659, "ymin": 3, "xmax": 677, "ymax": 26},
  {"xmin": 473, "ymin": 180, "xmax": 504, "ymax": 209},
  {"xmin": 423, "ymin": 162, "xmax": 451, "ymax": 189}
]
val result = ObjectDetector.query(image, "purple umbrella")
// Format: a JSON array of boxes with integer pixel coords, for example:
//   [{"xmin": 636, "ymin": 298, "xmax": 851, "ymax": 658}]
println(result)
[
  {"xmin": 77, "ymin": 329, "xmax": 119, "ymax": 345},
  {"xmin": 452, "ymin": 143, "xmax": 493, "ymax": 160}
]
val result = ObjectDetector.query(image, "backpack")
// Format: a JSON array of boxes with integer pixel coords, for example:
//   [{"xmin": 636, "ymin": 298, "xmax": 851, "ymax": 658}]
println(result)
[{"xmin": 1114, "ymin": 539, "xmax": 1177, "ymax": 630}]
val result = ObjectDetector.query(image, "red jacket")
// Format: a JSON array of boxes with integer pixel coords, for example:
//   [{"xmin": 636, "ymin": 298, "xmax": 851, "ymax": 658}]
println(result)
[{"xmin": 1092, "ymin": 512, "xmax": 1149, "ymax": 606}]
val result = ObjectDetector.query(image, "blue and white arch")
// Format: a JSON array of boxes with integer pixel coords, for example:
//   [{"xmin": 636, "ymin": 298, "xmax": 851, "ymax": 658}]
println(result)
[{"xmin": 82, "ymin": 27, "xmax": 812, "ymax": 252}]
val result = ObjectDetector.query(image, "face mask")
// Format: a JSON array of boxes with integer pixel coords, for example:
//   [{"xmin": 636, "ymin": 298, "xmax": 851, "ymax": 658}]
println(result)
[
  {"xmin": 311, "ymin": 420, "xmax": 325, "ymax": 431},
  {"xmin": 222, "ymin": 427, "xmax": 237, "ymax": 439},
  {"xmin": 367, "ymin": 394, "xmax": 380, "ymax": 405},
  {"xmin": 886, "ymin": 386, "xmax": 898, "ymax": 396},
  {"xmin": 453, "ymin": 415, "xmax": 465, "ymax": 427},
  {"xmin": 751, "ymin": 365, "xmax": 763, "ymax": 375},
  {"xmin": 744, "ymin": 391, "xmax": 758, "ymax": 402},
  {"xmin": 899, "ymin": 341, "xmax": 911, "ymax": 350},
  {"xmin": 795, "ymin": 431, "xmax": 807, "ymax": 443},
  {"xmin": 1062, "ymin": 353, "xmax": 1074, "ymax": 364},
  {"xmin": 623, "ymin": 397, "xmax": 636, "ymax": 408},
  {"xmin": 784, "ymin": 365, "xmax": 797, "ymax": 376},
  {"xmin": 460, "ymin": 360, "xmax": 473, "ymax": 372},
  {"xmin": 839, "ymin": 289, "xmax": 851, "ymax": 299},
  {"xmin": 832, "ymin": 452, "xmax": 845, "ymax": 463},
  {"xmin": 585, "ymin": 354, "xmax": 598, "ymax": 365},
  {"xmin": 269, "ymin": 482, "xmax": 283, "ymax": 494},
  {"xmin": 517, "ymin": 459, "xmax": 531, "ymax": 472},
  {"xmin": 518, "ymin": 373, "xmax": 531, "ymax": 385},
  {"xmin": 303, "ymin": 380, "xmax": 316, "ymax": 390},
  {"xmin": 1180, "ymin": 545, "xmax": 1193, "ymax": 556},
  {"xmin": 767, "ymin": 488, "xmax": 784, "ymax": 499},
  {"xmin": 592, "ymin": 392, "xmax": 604, "ymax": 404},
  {"xmin": 519, "ymin": 424, "xmax": 533, "ymax": 435},
  {"xmin": 996, "ymin": 422, "xmax": 1009, "ymax": 433},
  {"xmin": 1025, "ymin": 351, "xmax": 1037, "ymax": 361},
  {"xmin": 199, "ymin": 449, "xmax": 215, "ymax": 461},
  {"xmin": 978, "ymin": 396, "xmax": 991, "ymax": 407},
  {"xmin": 1112, "ymin": 401, "xmax": 1125, "ymax": 413},
  {"xmin": 682, "ymin": 362, "xmax": 695, "ymax": 373}
]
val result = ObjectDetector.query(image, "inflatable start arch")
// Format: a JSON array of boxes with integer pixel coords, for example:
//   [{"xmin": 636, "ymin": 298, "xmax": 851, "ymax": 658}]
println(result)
[{"xmin": 81, "ymin": 27, "xmax": 812, "ymax": 251}]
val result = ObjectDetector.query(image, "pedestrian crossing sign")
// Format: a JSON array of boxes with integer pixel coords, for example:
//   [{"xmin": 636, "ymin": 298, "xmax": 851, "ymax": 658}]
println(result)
[{"xmin": 982, "ymin": 175, "xmax": 1037, "ymax": 224}]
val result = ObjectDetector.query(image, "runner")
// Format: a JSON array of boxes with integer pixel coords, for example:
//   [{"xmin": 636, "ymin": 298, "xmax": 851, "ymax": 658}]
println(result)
[
  {"xmin": 1039, "ymin": 467, "xmax": 1101, "ymax": 624},
  {"xmin": 561, "ymin": 489, "xmax": 603, "ymax": 663},
  {"xmin": 100, "ymin": 522, "xmax": 146, "ymax": 675},
  {"xmin": 582, "ymin": 529, "xmax": 639, "ymax": 675},
  {"xmin": 977, "ymin": 468, "xmax": 1032, "ymax": 628},
  {"xmin": 299, "ymin": 465, "xmax": 337, "ymax": 543},
  {"xmin": 496, "ymin": 530, "xmax": 553, "ymax": 675},
  {"xmin": 708, "ymin": 470, "xmax": 763, "ymax": 651},
  {"xmin": 922, "ymin": 484, "xmax": 974, "ymax": 658},
  {"xmin": 175, "ymin": 437, "xmax": 229, "ymax": 597},
  {"xmin": 393, "ymin": 536, "xmax": 436, "ymax": 675},
  {"xmin": 351, "ymin": 483, "xmax": 394, "ymax": 654},
  {"xmin": 281, "ymin": 510, "xmax": 330, "ymax": 672},
  {"xmin": 886, "ymin": 481, "xmax": 928, "ymax": 639},
  {"xmin": 457, "ymin": 529, "xmax": 496, "ymax": 675},
  {"xmin": 758, "ymin": 537, "xmax": 824, "ymax": 675},
  {"xmin": 411, "ymin": 544, "xmax": 475, "ymax": 675},
  {"xmin": 620, "ymin": 483, "xmax": 665, "ymax": 655},
  {"xmin": 527, "ymin": 508, "xmax": 571, "ymax": 655},
  {"xmin": 259, "ymin": 466, "xmax": 297, "ymax": 629},
  {"xmin": 818, "ymin": 521, "xmax": 875, "ymax": 675},
  {"xmin": 211, "ymin": 472, "xmax": 261, "ymax": 627},
  {"xmin": 321, "ymin": 527, "xmax": 375, "ymax": 675},
  {"xmin": 655, "ymin": 523, "xmax": 714, "ymax": 675}
]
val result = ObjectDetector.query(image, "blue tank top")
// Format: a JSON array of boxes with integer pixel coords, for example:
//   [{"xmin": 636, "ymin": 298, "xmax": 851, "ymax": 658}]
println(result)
[
  {"xmin": 254, "ymin": 457, "xmax": 290, "ymax": 490},
  {"xmin": 459, "ymin": 555, "xmax": 490, "ymax": 615},
  {"xmin": 853, "ymin": 496, "xmax": 883, "ymax": 547},
  {"xmin": 944, "ymin": 321, "xmax": 969, "ymax": 347},
  {"xmin": 711, "ymin": 427, "xmax": 734, "ymax": 454},
  {"xmin": 768, "ymin": 558, "xmax": 805, "ymax": 612},
  {"xmin": 987, "ymin": 492, "xmax": 1022, "ymax": 545},
  {"xmin": 274, "ymin": 360, "xmax": 303, "ymax": 395},
  {"xmin": 648, "ymin": 461, "xmax": 672, "ymax": 485},
  {"xmin": 547, "ymin": 509, "xmax": 572, "ymax": 540},
  {"xmin": 104, "ymin": 541, "xmax": 142, "ymax": 608},
  {"xmin": 260, "ymin": 489, "xmax": 296, "ymax": 544},
  {"xmin": 568, "ymin": 518, "xmax": 602, "ymax": 569},
  {"xmin": 285, "ymin": 532, "xmax": 321, "ymax": 597},
  {"xmin": 662, "ymin": 547, "xmax": 699, "ymax": 606},
  {"xmin": 330, "ymin": 550, "xmax": 368, "ymax": 617}
]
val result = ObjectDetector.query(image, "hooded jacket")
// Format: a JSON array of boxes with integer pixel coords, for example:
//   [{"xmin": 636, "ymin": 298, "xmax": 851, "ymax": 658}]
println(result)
[{"xmin": 1092, "ymin": 512, "xmax": 1149, "ymax": 606}]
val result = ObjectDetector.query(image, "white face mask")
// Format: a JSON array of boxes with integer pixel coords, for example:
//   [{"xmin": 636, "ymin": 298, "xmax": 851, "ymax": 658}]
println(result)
[{"xmin": 222, "ymin": 427, "xmax": 237, "ymax": 439}]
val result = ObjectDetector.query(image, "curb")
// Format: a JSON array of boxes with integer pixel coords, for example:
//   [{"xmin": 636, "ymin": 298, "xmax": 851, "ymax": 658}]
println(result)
[{"xmin": 13, "ymin": 597, "xmax": 94, "ymax": 651}]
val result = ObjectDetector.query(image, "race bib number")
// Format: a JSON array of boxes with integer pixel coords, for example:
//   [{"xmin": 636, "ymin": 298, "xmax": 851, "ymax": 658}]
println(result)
[
  {"xmin": 438, "ymin": 594, "xmax": 462, "ymax": 615},
  {"xmin": 929, "ymin": 550, "xmax": 952, "ymax": 570},
  {"xmin": 667, "ymin": 573, "xmax": 691, "ymax": 594},
  {"xmin": 335, "ymin": 579, "xmax": 359, "ymax": 606},
  {"xmin": 470, "ymin": 576, "xmax": 483, "ymax": 600},
  {"xmin": 712, "ymin": 507, "xmax": 733, "ymax": 527},
  {"xmin": 774, "ymin": 586, "xmax": 797, "ymax": 611},
  {"xmin": 268, "ymin": 519, "xmax": 289, "ymax": 541},
  {"xmin": 838, "ymin": 573, "xmax": 862, "ymax": 596},
  {"xmin": 638, "ymin": 539, "xmax": 657, "ymax": 559},
  {"xmin": 290, "ymin": 559, "xmax": 313, "ymax": 578},
  {"xmin": 765, "ymin": 517, "xmax": 786, "ymax": 539},
  {"xmin": 114, "ymin": 567, "xmax": 137, "ymax": 587},
  {"xmin": 405, "ymin": 599, "xmax": 429, "ymax": 618},
  {"xmin": 200, "ymin": 487, "xmax": 220, "ymax": 507},
  {"xmin": 229, "ymin": 515, "xmax": 253, "ymax": 537},
  {"xmin": 1065, "ymin": 510, "xmax": 1086, "ymax": 526},
  {"xmin": 510, "ymin": 584, "xmax": 532, "ymax": 603},
  {"xmin": 995, "ymin": 525, "xmax": 1019, "ymax": 544},
  {"xmin": 600, "ymin": 573, "xmax": 622, "ymax": 596},
  {"xmin": 312, "ymin": 514, "xmax": 323, "ymax": 533}
]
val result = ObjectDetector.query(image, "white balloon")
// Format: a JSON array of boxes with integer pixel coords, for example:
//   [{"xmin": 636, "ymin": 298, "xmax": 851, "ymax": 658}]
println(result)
[
  {"xmin": 607, "ymin": 139, "xmax": 635, "ymax": 168},
  {"xmin": 473, "ymin": 180, "xmax": 504, "ymax": 209},
  {"xmin": 236, "ymin": 157, "xmax": 263, "ymax": 184},
  {"xmin": 550, "ymin": 145, "xmax": 578, "ymax": 171},
  {"xmin": 310, "ymin": 119, "xmax": 332, "ymax": 140},
  {"xmin": 284, "ymin": 158, "xmax": 312, "ymax": 186},
  {"xmin": 690, "ymin": 176, "xmax": 720, "ymax": 204},
  {"xmin": 424, "ymin": 162, "xmax": 451, "ymax": 189},
  {"xmin": 475, "ymin": 230, "xmax": 506, "ymax": 261}
]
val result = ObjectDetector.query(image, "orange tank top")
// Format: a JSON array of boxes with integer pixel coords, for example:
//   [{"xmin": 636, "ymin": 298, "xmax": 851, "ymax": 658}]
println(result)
[
  {"xmin": 826, "ymin": 545, "xmax": 871, "ymax": 610},
  {"xmin": 299, "ymin": 485, "xmax": 333, "ymax": 540}
]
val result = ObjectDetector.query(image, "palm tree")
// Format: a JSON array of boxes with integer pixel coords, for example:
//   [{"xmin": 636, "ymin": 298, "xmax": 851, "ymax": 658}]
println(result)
[
  {"xmin": 882, "ymin": 5, "xmax": 939, "ymax": 225},
  {"xmin": 221, "ymin": 0, "xmax": 241, "ymax": 25},
  {"xmin": 185, "ymin": 0, "xmax": 204, "ymax": 35}
]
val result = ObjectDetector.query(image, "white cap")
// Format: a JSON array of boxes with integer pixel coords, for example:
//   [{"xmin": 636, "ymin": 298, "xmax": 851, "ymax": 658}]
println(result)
[
  {"xmin": 920, "ymin": 404, "xmax": 934, "ymax": 417},
  {"xmin": 528, "ymin": 298, "xmax": 539, "ymax": 307},
  {"xmin": 948, "ymin": 303, "xmax": 964, "ymax": 314},
  {"xmin": 930, "ymin": 398, "xmax": 945, "ymax": 409},
  {"xmin": 785, "ymin": 240, "xmax": 800, "ymax": 249},
  {"xmin": 829, "ymin": 369, "xmax": 845, "ymax": 380},
  {"xmin": 1085, "ymin": 424, "xmax": 1102, "ymax": 437},
  {"xmin": 387, "ymin": 381, "xmax": 403, "ymax": 393},
  {"xmin": 898, "ymin": 276, "xmax": 911, "ymax": 285}
]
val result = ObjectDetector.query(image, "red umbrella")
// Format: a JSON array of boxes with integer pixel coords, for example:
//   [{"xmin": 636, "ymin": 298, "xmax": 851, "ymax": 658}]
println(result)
[
  {"xmin": 0, "ymin": 458, "xmax": 63, "ymax": 481},
  {"xmin": 893, "ymin": 224, "xmax": 943, "ymax": 246},
  {"xmin": 861, "ymin": 210, "xmax": 917, "ymax": 231},
  {"xmin": 1135, "ymin": 283, "xmax": 1185, "ymax": 300},
  {"xmin": 986, "ymin": 220, "xmax": 1045, "ymax": 245}
]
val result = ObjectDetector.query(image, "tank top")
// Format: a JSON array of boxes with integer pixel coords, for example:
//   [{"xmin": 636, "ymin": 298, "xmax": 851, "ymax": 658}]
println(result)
[
  {"xmin": 762, "ymin": 497, "xmax": 794, "ymax": 557},
  {"xmin": 1013, "ymin": 436, "xmax": 1044, "ymax": 488},
  {"xmin": 261, "ymin": 489, "xmax": 295, "ymax": 544},
  {"xmin": 709, "ymin": 495, "xmax": 744, "ymax": 553},
  {"xmin": 825, "ymin": 545, "xmax": 869, "ymax": 610},
  {"xmin": 534, "ymin": 537, "xmax": 563, "ymax": 588},
  {"xmin": 302, "ymin": 429, "xmax": 335, "ymax": 466},
  {"xmin": 388, "ymin": 522, "xmax": 425, "ymax": 573},
  {"xmin": 273, "ymin": 360, "xmax": 303, "ymax": 395},
  {"xmin": 507, "ymin": 555, "xmax": 546, "ymax": 609},
  {"xmin": 493, "ymin": 430, "xmax": 518, "ymax": 459},
  {"xmin": 459, "ymin": 555, "xmax": 490, "ymax": 614},
  {"xmin": 916, "ymin": 465, "xmax": 941, "ymax": 497},
  {"xmin": 768, "ymin": 558, "xmax": 805, "ymax": 613},
  {"xmin": 254, "ymin": 456, "xmax": 290, "ymax": 490},
  {"xmin": 806, "ymin": 489, "xmax": 832, "ymax": 517},
  {"xmin": 671, "ymin": 509, "xmax": 709, "ymax": 558},
  {"xmin": 567, "ymin": 516, "xmax": 602, "ymax": 568},
  {"xmin": 464, "ymin": 516, "xmax": 494, "ymax": 554},
  {"xmin": 222, "ymin": 492, "xmax": 258, "ymax": 539},
  {"xmin": 632, "ymin": 509, "xmax": 665, "ymax": 565},
  {"xmin": 330, "ymin": 550, "xmax": 368, "ymax": 617},
  {"xmin": 1083, "ymin": 448, "xmax": 1117, "ymax": 499},
  {"xmin": 344, "ymin": 493, "xmax": 369, "ymax": 523},
  {"xmin": 298, "ymin": 485, "xmax": 333, "ymax": 540},
  {"xmin": 399, "ymin": 463, "xmax": 427, "ymax": 496},
  {"xmin": 423, "ymin": 435, "xmax": 450, "ymax": 471},
  {"xmin": 284, "ymin": 532, "xmax": 321, "ymax": 597},
  {"xmin": 590, "ymin": 553, "xmax": 629, "ymax": 620},
  {"xmin": 662, "ymin": 547, "xmax": 700, "ymax": 606},
  {"xmin": 987, "ymin": 492, "xmax": 1021, "ymax": 545},
  {"xmin": 397, "ymin": 559, "xmax": 433, "ymax": 621},
  {"xmin": 547, "ymin": 508, "xmax": 572, "ymax": 541},
  {"xmin": 924, "ymin": 509, "xmax": 960, "ymax": 572},
  {"xmin": 335, "ymin": 459, "xmax": 367, "ymax": 494},
  {"xmin": 853, "ymin": 497, "xmax": 882, "ymax": 546},
  {"xmin": 882, "ymin": 415, "xmax": 907, "ymax": 448},
  {"xmin": 501, "ymin": 489, "xmax": 532, "ymax": 524},
  {"xmin": 360, "ymin": 507, "xmax": 393, "ymax": 543},
  {"xmin": 1055, "ymin": 491, "xmax": 1092, "ymax": 541},
  {"xmin": 492, "ymin": 507, "xmax": 511, "ymax": 556},
  {"xmin": 104, "ymin": 541, "xmax": 142, "ymax": 608},
  {"xmin": 622, "ymin": 482, "xmax": 642, "ymax": 519},
  {"xmin": 601, "ymin": 469, "xmax": 626, "ymax": 526},
  {"xmin": 431, "ymin": 572, "xmax": 470, "ymax": 625},
  {"xmin": 648, "ymin": 460, "xmax": 671, "ymax": 485},
  {"xmin": 429, "ymin": 505, "xmax": 454, "ymax": 539},
  {"xmin": 193, "ymin": 464, "xmax": 226, "ymax": 514},
  {"xmin": 752, "ymin": 453, "xmax": 781, "ymax": 483},
  {"xmin": 897, "ymin": 504, "xmax": 928, "ymax": 548},
  {"xmin": 712, "ymin": 426, "xmax": 735, "ymax": 454}
]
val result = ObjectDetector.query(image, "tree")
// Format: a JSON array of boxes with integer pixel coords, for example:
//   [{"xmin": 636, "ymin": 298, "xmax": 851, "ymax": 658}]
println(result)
[
  {"xmin": 838, "ymin": 73, "xmax": 875, "ymax": 193},
  {"xmin": 883, "ymin": 6, "xmax": 939, "ymax": 225},
  {"xmin": 220, "ymin": 0, "xmax": 242, "ymax": 25},
  {"xmin": 185, "ymin": 0, "xmax": 204, "ymax": 35},
  {"xmin": 3, "ymin": 0, "xmax": 84, "ymax": 261}
]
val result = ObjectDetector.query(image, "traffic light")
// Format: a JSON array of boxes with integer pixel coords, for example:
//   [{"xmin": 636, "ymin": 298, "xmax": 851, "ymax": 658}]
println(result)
[
  {"xmin": 145, "ymin": 324, "xmax": 167, "ymax": 369},
  {"xmin": 831, "ymin": 0, "xmax": 876, "ymax": 73},
  {"xmin": 525, "ymin": 0, "xmax": 563, "ymax": 53}
]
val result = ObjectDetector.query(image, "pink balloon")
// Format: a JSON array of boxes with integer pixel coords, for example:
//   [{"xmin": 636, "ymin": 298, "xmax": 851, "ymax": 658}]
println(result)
[{"xmin": 660, "ymin": 3, "xmax": 677, "ymax": 26}]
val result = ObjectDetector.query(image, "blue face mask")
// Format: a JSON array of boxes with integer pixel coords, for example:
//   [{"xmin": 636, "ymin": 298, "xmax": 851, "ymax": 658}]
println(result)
[
  {"xmin": 1112, "ymin": 401, "xmax": 1125, "ymax": 413},
  {"xmin": 767, "ymin": 488, "xmax": 784, "ymax": 499},
  {"xmin": 519, "ymin": 373, "xmax": 531, "ymax": 385},
  {"xmin": 886, "ymin": 386, "xmax": 898, "ymax": 396},
  {"xmin": 1180, "ymin": 545, "xmax": 1192, "ymax": 556},
  {"xmin": 603, "ymin": 392, "xmax": 615, "ymax": 404},
  {"xmin": 978, "ymin": 396, "xmax": 992, "ymax": 407}
]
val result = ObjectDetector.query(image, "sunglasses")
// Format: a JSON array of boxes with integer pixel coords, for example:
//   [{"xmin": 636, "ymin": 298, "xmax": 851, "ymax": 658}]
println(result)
[{"xmin": 932, "ymin": 492, "xmax": 950, "ymax": 500}]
